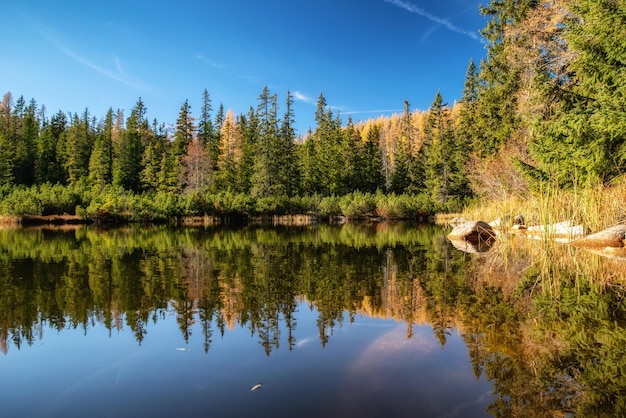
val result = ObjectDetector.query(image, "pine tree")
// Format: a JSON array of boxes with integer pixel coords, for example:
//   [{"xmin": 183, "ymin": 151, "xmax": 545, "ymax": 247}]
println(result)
[
  {"xmin": 391, "ymin": 101, "xmax": 419, "ymax": 194},
  {"xmin": 530, "ymin": 0, "xmax": 626, "ymax": 185},
  {"xmin": 342, "ymin": 117, "xmax": 364, "ymax": 191},
  {"xmin": 18, "ymin": 98, "xmax": 39, "ymax": 185},
  {"xmin": 197, "ymin": 89, "xmax": 215, "ymax": 185},
  {"xmin": 198, "ymin": 89, "xmax": 213, "ymax": 147},
  {"xmin": 114, "ymin": 99, "xmax": 145, "ymax": 191},
  {"xmin": 40, "ymin": 111, "xmax": 69, "ymax": 184},
  {"xmin": 312, "ymin": 93, "xmax": 345, "ymax": 195},
  {"xmin": 423, "ymin": 92, "xmax": 453, "ymax": 205},
  {"xmin": 361, "ymin": 123, "xmax": 384, "ymax": 193},
  {"xmin": 278, "ymin": 90, "xmax": 300, "ymax": 196},
  {"xmin": 237, "ymin": 108, "xmax": 259, "ymax": 194},
  {"xmin": 0, "ymin": 132, "xmax": 14, "ymax": 186},
  {"xmin": 213, "ymin": 103, "xmax": 225, "ymax": 173},
  {"xmin": 470, "ymin": 0, "xmax": 537, "ymax": 157},
  {"xmin": 173, "ymin": 99, "xmax": 195, "ymax": 157},
  {"xmin": 88, "ymin": 108, "xmax": 114, "ymax": 188},
  {"xmin": 299, "ymin": 130, "xmax": 318, "ymax": 195},
  {"xmin": 64, "ymin": 109, "xmax": 93, "ymax": 184},
  {"xmin": 251, "ymin": 86, "xmax": 279, "ymax": 198}
]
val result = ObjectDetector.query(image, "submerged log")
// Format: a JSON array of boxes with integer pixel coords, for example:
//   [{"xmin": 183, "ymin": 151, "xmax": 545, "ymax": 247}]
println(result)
[
  {"xmin": 447, "ymin": 220, "xmax": 496, "ymax": 245},
  {"xmin": 571, "ymin": 224, "xmax": 626, "ymax": 249},
  {"xmin": 525, "ymin": 220, "xmax": 585, "ymax": 241}
]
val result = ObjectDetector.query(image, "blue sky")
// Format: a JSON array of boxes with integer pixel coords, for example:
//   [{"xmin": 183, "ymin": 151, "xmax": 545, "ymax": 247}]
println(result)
[{"xmin": 1, "ymin": 0, "xmax": 487, "ymax": 135}]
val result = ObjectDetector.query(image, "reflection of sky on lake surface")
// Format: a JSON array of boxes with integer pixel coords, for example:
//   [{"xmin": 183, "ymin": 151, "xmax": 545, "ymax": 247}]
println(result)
[{"xmin": 1, "ymin": 302, "xmax": 494, "ymax": 418}]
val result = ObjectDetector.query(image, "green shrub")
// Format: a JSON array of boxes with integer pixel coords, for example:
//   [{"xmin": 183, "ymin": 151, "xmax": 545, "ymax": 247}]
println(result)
[
  {"xmin": 318, "ymin": 195, "xmax": 341, "ymax": 217},
  {"xmin": 255, "ymin": 195, "xmax": 289, "ymax": 215},
  {"xmin": 339, "ymin": 192, "xmax": 377, "ymax": 219},
  {"xmin": 0, "ymin": 187, "xmax": 43, "ymax": 216},
  {"xmin": 208, "ymin": 190, "xmax": 253, "ymax": 215}
]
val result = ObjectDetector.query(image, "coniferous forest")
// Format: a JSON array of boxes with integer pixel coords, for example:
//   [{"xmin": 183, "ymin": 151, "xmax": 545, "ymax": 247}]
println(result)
[{"xmin": 0, "ymin": 0, "xmax": 624, "ymax": 222}]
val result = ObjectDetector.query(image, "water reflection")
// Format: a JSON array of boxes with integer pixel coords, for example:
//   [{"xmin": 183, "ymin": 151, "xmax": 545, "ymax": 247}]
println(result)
[{"xmin": 0, "ymin": 223, "xmax": 625, "ymax": 417}]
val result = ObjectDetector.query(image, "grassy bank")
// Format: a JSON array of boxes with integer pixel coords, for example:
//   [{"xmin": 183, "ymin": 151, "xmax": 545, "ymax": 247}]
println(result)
[{"xmin": 461, "ymin": 177, "xmax": 626, "ymax": 234}]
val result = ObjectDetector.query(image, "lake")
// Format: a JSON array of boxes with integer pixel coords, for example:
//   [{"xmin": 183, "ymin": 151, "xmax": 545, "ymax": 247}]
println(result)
[{"xmin": 1, "ymin": 222, "xmax": 625, "ymax": 417}]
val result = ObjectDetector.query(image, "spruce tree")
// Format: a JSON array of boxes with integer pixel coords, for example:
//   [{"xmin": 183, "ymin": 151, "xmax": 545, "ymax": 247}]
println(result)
[
  {"xmin": 278, "ymin": 90, "xmax": 300, "ymax": 196},
  {"xmin": 114, "ymin": 99, "xmax": 145, "ymax": 191},
  {"xmin": 251, "ymin": 86, "xmax": 279, "ymax": 198},
  {"xmin": 530, "ymin": 0, "xmax": 626, "ymax": 185},
  {"xmin": 88, "ymin": 108, "xmax": 114, "ymax": 188}
]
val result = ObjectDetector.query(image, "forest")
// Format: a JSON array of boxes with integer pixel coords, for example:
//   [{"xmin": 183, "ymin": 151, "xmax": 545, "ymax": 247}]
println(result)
[{"xmin": 0, "ymin": 0, "xmax": 624, "ymax": 221}]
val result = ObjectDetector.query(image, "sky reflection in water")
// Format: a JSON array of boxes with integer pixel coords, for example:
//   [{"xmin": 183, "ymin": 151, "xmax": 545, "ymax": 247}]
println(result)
[{"xmin": 1, "ymin": 302, "xmax": 493, "ymax": 418}]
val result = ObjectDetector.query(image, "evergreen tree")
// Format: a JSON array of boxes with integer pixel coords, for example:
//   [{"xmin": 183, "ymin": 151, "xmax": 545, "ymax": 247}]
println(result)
[
  {"xmin": 470, "ymin": 0, "xmax": 536, "ymax": 157},
  {"xmin": 361, "ymin": 123, "xmax": 384, "ymax": 193},
  {"xmin": 0, "ymin": 132, "xmax": 14, "ymax": 186},
  {"xmin": 8, "ymin": 95, "xmax": 36, "ymax": 185},
  {"xmin": 114, "ymin": 99, "xmax": 146, "ymax": 191},
  {"xmin": 18, "ymin": 98, "xmax": 39, "ymax": 185},
  {"xmin": 251, "ymin": 86, "xmax": 280, "ymax": 198},
  {"xmin": 88, "ymin": 108, "xmax": 114, "ymax": 188},
  {"xmin": 342, "ymin": 117, "xmax": 365, "ymax": 191},
  {"xmin": 213, "ymin": 103, "xmax": 225, "ymax": 173},
  {"xmin": 456, "ymin": 59, "xmax": 480, "ymax": 153},
  {"xmin": 390, "ymin": 101, "xmax": 418, "ymax": 194},
  {"xmin": 237, "ymin": 108, "xmax": 259, "ymax": 194},
  {"xmin": 197, "ymin": 89, "xmax": 214, "ymax": 147},
  {"xmin": 64, "ymin": 109, "xmax": 93, "ymax": 184},
  {"xmin": 530, "ymin": 0, "xmax": 626, "ymax": 185},
  {"xmin": 36, "ymin": 110, "xmax": 67, "ymax": 184},
  {"xmin": 173, "ymin": 99, "xmax": 195, "ymax": 157},
  {"xmin": 278, "ymin": 90, "xmax": 300, "ymax": 196},
  {"xmin": 171, "ymin": 99, "xmax": 196, "ymax": 189},
  {"xmin": 299, "ymin": 129, "xmax": 318, "ymax": 195},
  {"xmin": 197, "ymin": 89, "xmax": 216, "ymax": 185},
  {"xmin": 423, "ymin": 92, "xmax": 452, "ymax": 205},
  {"xmin": 312, "ymin": 93, "xmax": 345, "ymax": 195}
]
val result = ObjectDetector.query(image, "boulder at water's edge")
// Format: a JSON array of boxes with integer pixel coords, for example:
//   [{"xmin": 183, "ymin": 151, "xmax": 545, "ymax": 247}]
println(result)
[{"xmin": 447, "ymin": 220, "xmax": 496, "ymax": 244}]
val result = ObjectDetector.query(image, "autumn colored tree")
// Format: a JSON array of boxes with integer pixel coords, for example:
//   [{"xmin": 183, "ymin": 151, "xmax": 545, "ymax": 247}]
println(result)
[
  {"xmin": 183, "ymin": 137, "xmax": 212, "ymax": 192},
  {"xmin": 216, "ymin": 109, "xmax": 243, "ymax": 191}
]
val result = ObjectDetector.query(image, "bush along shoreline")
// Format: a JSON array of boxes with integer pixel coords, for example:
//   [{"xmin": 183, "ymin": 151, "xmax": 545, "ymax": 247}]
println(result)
[{"xmin": 0, "ymin": 183, "xmax": 452, "ymax": 226}]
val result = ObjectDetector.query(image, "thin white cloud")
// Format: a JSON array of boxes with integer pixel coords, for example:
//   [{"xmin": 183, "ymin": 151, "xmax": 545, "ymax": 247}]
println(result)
[
  {"xmin": 114, "ymin": 55, "xmax": 124, "ymax": 75},
  {"xmin": 383, "ymin": 0, "xmax": 485, "ymax": 43},
  {"xmin": 293, "ymin": 91, "xmax": 315, "ymax": 105},
  {"xmin": 195, "ymin": 54, "xmax": 227, "ymax": 69},
  {"xmin": 56, "ymin": 43, "xmax": 142, "ymax": 88},
  {"xmin": 33, "ymin": 20, "xmax": 148, "ymax": 90}
]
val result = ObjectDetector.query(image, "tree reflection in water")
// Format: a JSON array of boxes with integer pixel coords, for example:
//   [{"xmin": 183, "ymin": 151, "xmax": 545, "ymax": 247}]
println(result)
[{"xmin": 0, "ymin": 222, "xmax": 625, "ymax": 416}]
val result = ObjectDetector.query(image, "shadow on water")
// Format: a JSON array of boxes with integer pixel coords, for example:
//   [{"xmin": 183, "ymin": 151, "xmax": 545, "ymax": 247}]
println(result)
[{"xmin": 0, "ymin": 222, "xmax": 625, "ymax": 417}]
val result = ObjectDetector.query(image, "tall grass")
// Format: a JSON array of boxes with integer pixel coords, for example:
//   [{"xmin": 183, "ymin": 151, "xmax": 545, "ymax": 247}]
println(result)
[
  {"xmin": 459, "ymin": 175, "xmax": 626, "ymax": 298},
  {"xmin": 463, "ymin": 176, "xmax": 626, "ymax": 233}
]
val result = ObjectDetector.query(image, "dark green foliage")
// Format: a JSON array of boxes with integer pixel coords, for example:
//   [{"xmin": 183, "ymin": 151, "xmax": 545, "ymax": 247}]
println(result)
[
  {"xmin": 530, "ymin": 0, "xmax": 626, "ymax": 185},
  {"xmin": 89, "ymin": 108, "xmax": 114, "ymax": 188},
  {"xmin": 113, "ymin": 99, "xmax": 147, "ymax": 192}
]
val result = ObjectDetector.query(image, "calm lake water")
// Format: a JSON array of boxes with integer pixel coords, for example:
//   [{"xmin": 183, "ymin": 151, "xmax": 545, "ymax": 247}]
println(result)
[{"xmin": 1, "ymin": 222, "xmax": 625, "ymax": 417}]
